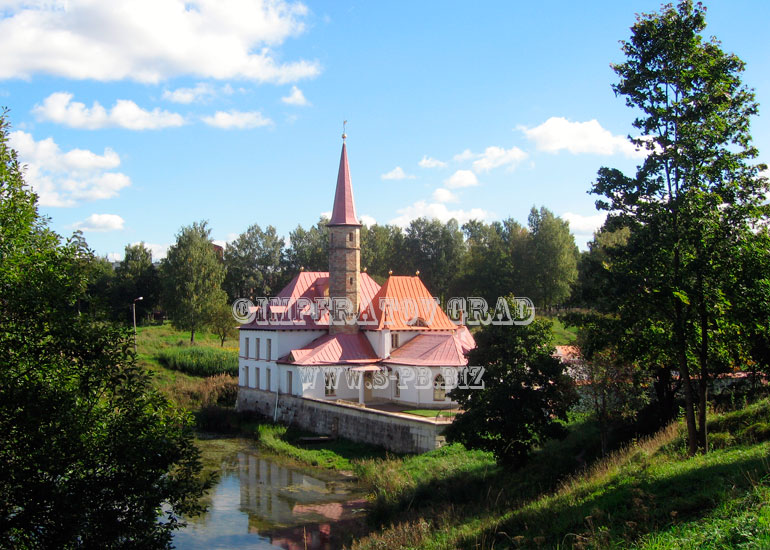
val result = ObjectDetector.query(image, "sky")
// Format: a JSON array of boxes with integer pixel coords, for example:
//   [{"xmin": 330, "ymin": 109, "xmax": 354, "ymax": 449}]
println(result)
[{"xmin": 2, "ymin": 0, "xmax": 769, "ymax": 261}]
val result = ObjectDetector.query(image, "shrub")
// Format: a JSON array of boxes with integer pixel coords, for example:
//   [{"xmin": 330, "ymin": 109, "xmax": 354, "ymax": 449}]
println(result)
[
  {"xmin": 163, "ymin": 373, "xmax": 239, "ymax": 409},
  {"xmin": 157, "ymin": 346, "xmax": 237, "ymax": 376}
]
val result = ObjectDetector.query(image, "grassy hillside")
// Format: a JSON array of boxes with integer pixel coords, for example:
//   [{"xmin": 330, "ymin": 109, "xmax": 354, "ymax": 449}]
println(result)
[{"xmin": 347, "ymin": 400, "xmax": 770, "ymax": 549}]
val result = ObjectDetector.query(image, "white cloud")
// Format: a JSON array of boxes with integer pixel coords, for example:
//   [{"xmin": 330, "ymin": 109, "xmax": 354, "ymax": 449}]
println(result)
[
  {"xmin": 281, "ymin": 85, "xmax": 309, "ymax": 106},
  {"xmin": 472, "ymin": 145, "xmax": 528, "ymax": 173},
  {"xmin": 520, "ymin": 117, "xmax": 646, "ymax": 158},
  {"xmin": 8, "ymin": 130, "xmax": 130, "ymax": 207},
  {"xmin": 360, "ymin": 214, "xmax": 376, "ymax": 226},
  {"xmin": 73, "ymin": 213, "xmax": 125, "ymax": 232},
  {"xmin": 136, "ymin": 242, "xmax": 169, "ymax": 261},
  {"xmin": 562, "ymin": 212, "xmax": 607, "ymax": 234},
  {"xmin": 320, "ymin": 210, "xmax": 331, "ymax": 219},
  {"xmin": 562, "ymin": 211, "xmax": 608, "ymax": 250},
  {"xmin": 202, "ymin": 110, "xmax": 272, "ymax": 129},
  {"xmin": 432, "ymin": 188, "xmax": 459, "ymax": 203},
  {"xmin": 0, "ymin": 0, "xmax": 319, "ymax": 84},
  {"xmin": 453, "ymin": 149, "xmax": 475, "ymax": 162},
  {"xmin": 390, "ymin": 200, "xmax": 489, "ymax": 227},
  {"xmin": 419, "ymin": 155, "xmax": 447, "ymax": 168},
  {"xmin": 162, "ymin": 82, "xmax": 217, "ymax": 104},
  {"xmin": 444, "ymin": 169, "xmax": 478, "ymax": 189},
  {"xmin": 33, "ymin": 92, "xmax": 185, "ymax": 130},
  {"xmin": 381, "ymin": 166, "xmax": 415, "ymax": 181}
]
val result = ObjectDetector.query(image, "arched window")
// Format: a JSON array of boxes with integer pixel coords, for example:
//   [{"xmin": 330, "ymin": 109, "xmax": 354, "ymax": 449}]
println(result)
[{"xmin": 433, "ymin": 373, "xmax": 446, "ymax": 401}]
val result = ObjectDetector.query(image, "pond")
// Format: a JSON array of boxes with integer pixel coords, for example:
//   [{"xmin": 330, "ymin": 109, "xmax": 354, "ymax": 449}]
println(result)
[{"xmin": 171, "ymin": 435, "xmax": 368, "ymax": 550}]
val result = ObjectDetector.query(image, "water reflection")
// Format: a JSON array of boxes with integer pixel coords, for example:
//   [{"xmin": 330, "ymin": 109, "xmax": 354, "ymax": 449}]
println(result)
[{"xmin": 172, "ymin": 437, "xmax": 367, "ymax": 550}]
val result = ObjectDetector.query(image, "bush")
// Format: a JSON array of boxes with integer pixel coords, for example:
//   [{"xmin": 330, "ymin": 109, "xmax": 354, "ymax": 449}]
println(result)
[
  {"xmin": 157, "ymin": 346, "xmax": 237, "ymax": 376},
  {"xmin": 163, "ymin": 373, "xmax": 239, "ymax": 410}
]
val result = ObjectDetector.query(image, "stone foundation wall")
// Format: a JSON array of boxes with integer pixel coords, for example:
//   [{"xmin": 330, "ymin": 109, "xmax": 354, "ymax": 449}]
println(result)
[{"xmin": 237, "ymin": 387, "xmax": 447, "ymax": 454}]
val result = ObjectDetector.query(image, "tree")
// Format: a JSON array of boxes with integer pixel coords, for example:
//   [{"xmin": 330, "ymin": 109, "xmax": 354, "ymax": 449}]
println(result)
[
  {"xmin": 592, "ymin": 1, "xmax": 769, "ymax": 454},
  {"xmin": 573, "ymin": 226, "xmax": 630, "ymax": 309},
  {"xmin": 0, "ymin": 110, "xmax": 206, "ymax": 548},
  {"xmin": 446, "ymin": 298, "xmax": 576, "ymax": 466},
  {"xmin": 403, "ymin": 217, "xmax": 465, "ymax": 298},
  {"xmin": 360, "ymin": 223, "xmax": 406, "ymax": 282},
  {"xmin": 114, "ymin": 242, "xmax": 161, "ymax": 323},
  {"xmin": 526, "ymin": 206, "xmax": 578, "ymax": 309},
  {"xmin": 210, "ymin": 297, "xmax": 238, "ymax": 347},
  {"xmin": 162, "ymin": 221, "xmax": 226, "ymax": 344},
  {"xmin": 281, "ymin": 217, "xmax": 329, "ymax": 276},
  {"xmin": 223, "ymin": 223, "xmax": 284, "ymax": 301}
]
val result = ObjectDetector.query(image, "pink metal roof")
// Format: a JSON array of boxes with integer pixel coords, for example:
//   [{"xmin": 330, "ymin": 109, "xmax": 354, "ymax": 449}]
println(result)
[
  {"xmin": 328, "ymin": 142, "xmax": 360, "ymax": 226},
  {"xmin": 368, "ymin": 276, "xmax": 457, "ymax": 330},
  {"xmin": 455, "ymin": 325, "xmax": 476, "ymax": 354},
  {"xmin": 385, "ymin": 333, "xmax": 468, "ymax": 367},
  {"xmin": 278, "ymin": 332, "xmax": 378, "ymax": 365},
  {"xmin": 240, "ymin": 271, "xmax": 381, "ymax": 330}
]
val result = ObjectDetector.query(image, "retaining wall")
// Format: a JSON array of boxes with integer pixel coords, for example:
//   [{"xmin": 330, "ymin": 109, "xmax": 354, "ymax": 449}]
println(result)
[{"xmin": 236, "ymin": 387, "xmax": 448, "ymax": 454}]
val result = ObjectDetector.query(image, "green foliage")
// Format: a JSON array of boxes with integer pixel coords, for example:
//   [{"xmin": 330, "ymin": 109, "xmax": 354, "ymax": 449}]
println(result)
[
  {"xmin": 209, "ymin": 298, "xmax": 238, "ymax": 346},
  {"xmin": 0, "ymin": 110, "xmax": 205, "ymax": 549},
  {"xmin": 591, "ymin": 0, "xmax": 770, "ymax": 454},
  {"xmin": 161, "ymin": 220, "xmax": 226, "ymax": 343},
  {"xmin": 113, "ymin": 241, "xmax": 161, "ymax": 323},
  {"xmin": 403, "ymin": 217, "xmax": 466, "ymax": 298},
  {"xmin": 446, "ymin": 299, "xmax": 577, "ymax": 465},
  {"xmin": 527, "ymin": 206, "xmax": 579, "ymax": 308},
  {"xmin": 158, "ymin": 346, "xmax": 238, "ymax": 376},
  {"xmin": 281, "ymin": 216, "xmax": 329, "ymax": 274},
  {"xmin": 223, "ymin": 223, "xmax": 284, "ymax": 301},
  {"xmin": 360, "ymin": 223, "xmax": 407, "ymax": 281}
]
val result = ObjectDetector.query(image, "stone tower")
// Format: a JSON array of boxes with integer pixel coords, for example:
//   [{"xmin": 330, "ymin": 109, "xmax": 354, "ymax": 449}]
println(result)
[{"xmin": 327, "ymin": 136, "xmax": 361, "ymax": 334}]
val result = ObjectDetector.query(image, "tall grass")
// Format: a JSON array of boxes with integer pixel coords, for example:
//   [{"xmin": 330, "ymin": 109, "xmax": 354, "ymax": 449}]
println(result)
[
  {"xmin": 157, "ymin": 346, "xmax": 238, "ymax": 376},
  {"xmin": 349, "ymin": 398, "xmax": 770, "ymax": 550}
]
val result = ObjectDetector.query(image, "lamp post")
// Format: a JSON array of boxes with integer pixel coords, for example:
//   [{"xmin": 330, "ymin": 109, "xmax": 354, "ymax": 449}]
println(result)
[{"xmin": 133, "ymin": 296, "xmax": 143, "ymax": 353}]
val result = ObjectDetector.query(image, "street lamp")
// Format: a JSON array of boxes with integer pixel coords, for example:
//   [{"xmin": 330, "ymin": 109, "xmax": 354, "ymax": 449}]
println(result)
[{"xmin": 133, "ymin": 296, "xmax": 144, "ymax": 353}]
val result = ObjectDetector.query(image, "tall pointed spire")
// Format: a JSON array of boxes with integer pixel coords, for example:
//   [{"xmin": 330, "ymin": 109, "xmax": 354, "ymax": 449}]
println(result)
[{"xmin": 328, "ymin": 136, "xmax": 360, "ymax": 226}]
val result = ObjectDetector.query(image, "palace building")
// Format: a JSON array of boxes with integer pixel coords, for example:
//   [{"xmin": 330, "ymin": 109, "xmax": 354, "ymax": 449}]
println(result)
[{"xmin": 236, "ymin": 134, "xmax": 475, "ymax": 452}]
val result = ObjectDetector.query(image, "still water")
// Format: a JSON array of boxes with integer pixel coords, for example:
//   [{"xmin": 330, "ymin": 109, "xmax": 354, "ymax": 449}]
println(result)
[{"xmin": 171, "ymin": 436, "xmax": 368, "ymax": 550}]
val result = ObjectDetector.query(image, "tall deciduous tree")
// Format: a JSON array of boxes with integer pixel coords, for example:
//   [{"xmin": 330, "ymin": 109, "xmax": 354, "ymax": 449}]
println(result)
[
  {"xmin": 403, "ymin": 217, "xmax": 465, "ymax": 298},
  {"xmin": 114, "ymin": 241, "xmax": 161, "ymax": 322},
  {"xmin": 526, "ymin": 207, "xmax": 579, "ymax": 309},
  {"xmin": 223, "ymin": 223, "xmax": 284, "ymax": 301},
  {"xmin": 282, "ymin": 217, "xmax": 329, "ymax": 276},
  {"xmin": 360, "ymin": 223, "xmax": 407, "ymax": 282},
  {"xmin": 592, "ymin": 1, "xmax": 769, "ymax": 454},
  {"xmin": 162, "ymin": 221, "xmax": 226, "ymax": 344},
  {"xmin": 0, "ymin": 110, "xmax": 205, "ymax": 548}
]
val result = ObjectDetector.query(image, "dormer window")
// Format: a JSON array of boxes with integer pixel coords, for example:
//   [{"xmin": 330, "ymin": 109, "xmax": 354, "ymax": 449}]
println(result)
[
  {"xmin": 409, "ymin": 317, "xmax": 428, "ymax": 328},
  {"xmin": 391, "ymin": 333, "xmax": 399, "ymax": 349}
]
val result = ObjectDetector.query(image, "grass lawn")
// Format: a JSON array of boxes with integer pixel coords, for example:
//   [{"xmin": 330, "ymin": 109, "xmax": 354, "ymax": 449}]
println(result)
[{"xmin": 547, "ymin": 315, "xmax": 578, "ymax": 346}]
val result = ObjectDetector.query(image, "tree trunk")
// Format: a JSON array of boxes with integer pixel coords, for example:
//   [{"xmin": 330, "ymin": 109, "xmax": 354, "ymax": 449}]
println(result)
[
  {"xmin": 675, "ymin": 287, "xmax": 698, "ymax": 455},
  {"xmin": 190, "ymin": 329, "xmax": 195, "ymax": 345},
  {"xmin": 697, "ymin": 273, "xmax": 709, "ymax": 452}
]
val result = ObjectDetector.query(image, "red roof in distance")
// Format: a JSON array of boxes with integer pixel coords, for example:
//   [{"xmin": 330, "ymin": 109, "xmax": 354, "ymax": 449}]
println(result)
[{"xmin": 328, "ymin": 142, "xmax": 360, "ymax": 226}]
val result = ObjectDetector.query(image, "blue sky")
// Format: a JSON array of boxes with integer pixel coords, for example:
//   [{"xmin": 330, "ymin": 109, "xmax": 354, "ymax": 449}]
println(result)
[{"xmin": 2, "ymin": 0, "xmax": 769, "ymax": 260}]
